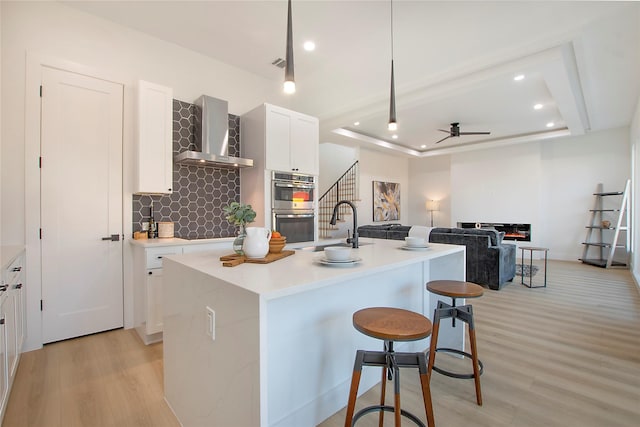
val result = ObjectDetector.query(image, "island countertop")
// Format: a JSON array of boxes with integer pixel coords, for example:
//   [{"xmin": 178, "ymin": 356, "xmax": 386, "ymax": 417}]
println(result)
[
  {"xmin": 163, "ymin": 237, "xmax": 466, "ymax": 427},
  {"xmin": 163, "ymin": 238, "xmax": 464, "ymax": 300}
]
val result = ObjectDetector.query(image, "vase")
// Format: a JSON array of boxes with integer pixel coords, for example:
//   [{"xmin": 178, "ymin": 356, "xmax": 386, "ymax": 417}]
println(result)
[{"xmin": 233, "ymin": 225, "xmax": 246, "ymax": 255}]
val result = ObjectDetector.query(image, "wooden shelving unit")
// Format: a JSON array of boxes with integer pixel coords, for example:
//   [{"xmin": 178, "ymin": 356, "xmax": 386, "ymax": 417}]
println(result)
[{"xmin": 580, "ymin": 180, "xmax": 630, "ymax": 268}]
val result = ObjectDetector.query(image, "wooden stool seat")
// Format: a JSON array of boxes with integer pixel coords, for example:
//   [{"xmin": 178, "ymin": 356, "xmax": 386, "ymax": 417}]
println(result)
[
  {"xmin": 426, "ymin": 280, "xmax": 484, "ymax": 406},
  {"xmin": 353, "ymin": 307, "xmax": 432, "ymax": 342},
  {"xmin": 344, "ymin": 307, "xmax": 435, "ymax": 427},
  {"xmin": 427, "ymin": 280, "xmax": 484, "ymax": 299}
]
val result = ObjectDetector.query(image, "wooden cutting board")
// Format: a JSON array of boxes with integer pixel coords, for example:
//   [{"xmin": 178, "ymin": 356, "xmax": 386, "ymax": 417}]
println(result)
[{"xmin": 220, "ymin": 250, "xmax": 295, "ymax": 267}]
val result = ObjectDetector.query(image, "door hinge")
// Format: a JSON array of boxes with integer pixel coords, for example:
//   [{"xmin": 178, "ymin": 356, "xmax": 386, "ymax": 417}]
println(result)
[
  {"xmin": 39, "ymin": 85, "xmax": 43, "ymax": 97},
  {"xmin": 40, "ymin": 300, "xmax": 43, "ymax": 311},
  {"xmin": 39, "ymin": 228, "xmax": 42, "ymax": 239}
]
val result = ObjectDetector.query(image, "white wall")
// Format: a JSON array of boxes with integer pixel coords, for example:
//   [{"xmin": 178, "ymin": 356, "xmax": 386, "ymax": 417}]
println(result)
[
  {"xmin": 405, "ymin": 127, "xmax": 630, "ymax": 261},
  {"xmin": 408, "ymin": 155, "xmax": 451, "ymax": 227},
  {"xmin": 540, "ymin": 127, "xmax": 630, "ymax": 260},
  {"xmin": 1, "ymin": 1, "xmax": 284, "ymax": 244},
  {"xmin": 0, "ymin": 1, "xmax": 2, "ymax": 248},
  {"xmin": 358, "ymin": 148, "xmax": 409, "ymax": 226},
  {"xmin": 631, "ymin": 97, "xmax": 640, "ymax": 285},
  {"xmin": 318, "ymin": 142, "xmax": 358, "ymax": 194},
  {"xmin": 1, "ymin": 1, "xmax": 285, "ymax": 351},
  {"xmin": 452, "ymin": 143, "xmax": 542, "ymax": 237}
]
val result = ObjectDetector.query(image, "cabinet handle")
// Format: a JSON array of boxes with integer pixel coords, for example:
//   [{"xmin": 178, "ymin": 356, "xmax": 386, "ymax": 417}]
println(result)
[
  {"xmin": 14, "ymin": 284, "xmax": 22, "ymax": 289},
  {"xmin": 168, "ymin": 188, "xmax": 172, "ymax": 191},
  {"xmin": 148, "ymin": 271, "xmax": 153, "ymax": 275},
  {"xmin": 0, "ymin": 285, "xmax": 8, "ymax": 292},
  {"xmin": 11, "ymin": 267, "xmax": 21, "ymax": 272},
  {"xmin": 157, "ymin": 256, "xmax": 163, "ymax": 259},
  {"xmin": 0, "ymin": 317, "xmax": 4, "ymax": 325}
]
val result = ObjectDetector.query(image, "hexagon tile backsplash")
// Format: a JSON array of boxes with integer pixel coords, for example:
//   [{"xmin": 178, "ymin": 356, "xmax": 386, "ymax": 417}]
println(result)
[{"xmin": 132, "ymin": 99, "xmax": 239, "ymax": 239}]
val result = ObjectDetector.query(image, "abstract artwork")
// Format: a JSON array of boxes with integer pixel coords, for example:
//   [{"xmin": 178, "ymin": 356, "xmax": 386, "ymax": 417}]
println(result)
[{"xmin": 372, "ymin": 181, "xmax": 400, "ymax": 222}]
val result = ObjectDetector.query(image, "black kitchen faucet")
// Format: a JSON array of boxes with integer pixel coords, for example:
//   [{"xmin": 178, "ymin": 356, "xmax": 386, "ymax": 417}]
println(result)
[{"xmin": 329, "ymin": 200, "xmax": 359, "ymax": 248}]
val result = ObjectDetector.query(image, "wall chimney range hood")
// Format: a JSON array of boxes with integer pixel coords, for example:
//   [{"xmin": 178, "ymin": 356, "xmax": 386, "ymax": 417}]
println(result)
[{"xmin": 174, "ymin": 95, "xmax": 253, "ymax": 168}]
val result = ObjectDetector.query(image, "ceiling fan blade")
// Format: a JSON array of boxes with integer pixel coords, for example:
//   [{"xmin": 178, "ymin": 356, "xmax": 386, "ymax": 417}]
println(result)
[
  {"xmin": 437, "ymin": 129, "xmax": 451, "ymax": 134},
  {"xmin": 435, "ymin": 135, "xmax": 451, "ymax": 144},
  {"xmin": 459, "ymin": 131, "xmax": 491, "ymax": 135}
]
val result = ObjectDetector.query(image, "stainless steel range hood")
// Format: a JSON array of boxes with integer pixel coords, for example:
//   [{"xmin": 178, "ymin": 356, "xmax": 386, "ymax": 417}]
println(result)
[{"xmin": 174, "ymin": 95, "xmax": 253, "ymax": 168}]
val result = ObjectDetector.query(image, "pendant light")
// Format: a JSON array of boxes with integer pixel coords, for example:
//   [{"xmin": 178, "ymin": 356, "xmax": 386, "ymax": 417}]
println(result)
[
  {"xmin": 388, "ymin": 0, "xmax": 397, "ymax": 131},
  {"xmin": 284, "ymin": 0, "xmax": 296, "ymax": 94}
]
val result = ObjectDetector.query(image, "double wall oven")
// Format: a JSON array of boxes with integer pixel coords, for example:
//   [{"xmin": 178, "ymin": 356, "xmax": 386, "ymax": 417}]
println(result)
[{"xmin": 272, "ymin": 171, "xmax": 316, "ymax": 243}]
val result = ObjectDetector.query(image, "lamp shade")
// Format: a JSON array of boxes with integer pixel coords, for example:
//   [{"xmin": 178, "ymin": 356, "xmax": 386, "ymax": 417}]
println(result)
[{"xmin": 425, "ymin": 200, "xmax": 440, "ymax": 211}]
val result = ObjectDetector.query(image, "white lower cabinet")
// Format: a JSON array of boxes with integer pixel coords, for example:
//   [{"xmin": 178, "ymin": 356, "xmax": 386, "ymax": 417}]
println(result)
[
  {"xmin": 145, "ymin": 268, "xmax": 164, "ymax": 335},
  {"xmin": 0, "ymin": 250, "xmax": 26, "ymax": 423},
  {"xmin": 133, "ymin": 245, "xmax": 183, "ymax": 345},
  {"xmin": 132, "ymin": 241, "xmax": 233, "ymax": 344},
  {"xmin": 0, "ymin": 293, "xmax": 9, "ymax": 421}
]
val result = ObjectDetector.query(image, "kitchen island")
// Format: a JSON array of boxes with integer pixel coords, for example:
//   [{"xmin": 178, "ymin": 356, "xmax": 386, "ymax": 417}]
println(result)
[{"xmin": 162, "ymin": 238, "xmax": 465, "ymax": 427}]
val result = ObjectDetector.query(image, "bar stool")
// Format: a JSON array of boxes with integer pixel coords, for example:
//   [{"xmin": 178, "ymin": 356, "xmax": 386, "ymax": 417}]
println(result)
[
  {"xmin": 344, "ymin": 307, "xmax": 435, "ymax": 427},
  {"xmin": 426, "ymin": 280, "xmax": 484, "ymax": 406}
]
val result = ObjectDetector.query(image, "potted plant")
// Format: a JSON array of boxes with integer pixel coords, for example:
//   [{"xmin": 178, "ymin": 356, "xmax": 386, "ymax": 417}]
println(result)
[{"xmin": 223, "ymin": 202, "xmax": 257, "ymax": 254}]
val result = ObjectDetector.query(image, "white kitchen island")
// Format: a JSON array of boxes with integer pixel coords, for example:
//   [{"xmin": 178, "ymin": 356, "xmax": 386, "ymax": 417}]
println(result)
[{"xmin": 162, "ymin": 238, "xmax": 465, "ymax": 427}]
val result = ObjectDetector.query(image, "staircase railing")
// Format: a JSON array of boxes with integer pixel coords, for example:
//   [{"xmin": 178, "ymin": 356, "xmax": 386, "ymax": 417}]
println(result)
[{"xmin": 318, "ymin": 161, "xmax": 359, "ymax": 239}]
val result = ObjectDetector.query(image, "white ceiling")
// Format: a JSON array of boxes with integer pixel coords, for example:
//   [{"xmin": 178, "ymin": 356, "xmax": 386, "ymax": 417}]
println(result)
[{"xmin": 64, "ymin": 0, "xmax": 640, "ymax": 157}]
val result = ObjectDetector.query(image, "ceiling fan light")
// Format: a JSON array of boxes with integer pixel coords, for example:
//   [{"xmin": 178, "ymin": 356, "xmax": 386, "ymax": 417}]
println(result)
[{"xmin": 388, "ymin": 121, "xmax": 397, "ymax": 131}]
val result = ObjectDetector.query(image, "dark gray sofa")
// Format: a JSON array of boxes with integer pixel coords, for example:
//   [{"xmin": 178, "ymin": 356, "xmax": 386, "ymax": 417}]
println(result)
[
  {"xmin": 428, "ymin": 227, "xmax": 516, "ymax": 290},
  {"xmin": 357, "ymin": 224, "xmax": 412, "ymax": 240}
]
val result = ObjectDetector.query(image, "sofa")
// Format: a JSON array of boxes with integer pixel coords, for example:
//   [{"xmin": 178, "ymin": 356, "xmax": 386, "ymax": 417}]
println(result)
[
  {"xmin": 357, "ymin": 224, "xmax": 412, "ymax": 240},
  {"xmin": 428, "ymin": 227, "xmax": 516, "ymax": 290},
  {"xmin": 358, "ymin": 224, "xmax": 516, "ymax": 290}
]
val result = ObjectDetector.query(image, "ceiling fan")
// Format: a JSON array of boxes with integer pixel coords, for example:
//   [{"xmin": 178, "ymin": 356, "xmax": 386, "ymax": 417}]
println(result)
[{"xmin": 435, "ymin": 122, "xmax": 491, "ymax": 144}]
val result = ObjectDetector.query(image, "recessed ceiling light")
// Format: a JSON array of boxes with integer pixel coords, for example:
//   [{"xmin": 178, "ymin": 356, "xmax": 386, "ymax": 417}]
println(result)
[
  {"xmin": 534, "ymin": 103, "xmax": 543, "ymax": 110},
  {"xmin": 353, "ymin": 121, "xmax": 360, "ymax": 126},
  {"xmin": 514, "ymin": 74, "xmax": 525, "ymax": 81},
  {"xmin": 420, "ymin": 144, "xmax": 427, "ymax": 149},
  {"xmin": 392, "ymin": 135, "xmax": 398, "ymax": 139},
  {"xmin": 303, "ymin": 41, "xmax": 316, "ymax": 51},
  {"xmin": 546, "ymin": 122, "xmax": 554, "ymax": 128}
]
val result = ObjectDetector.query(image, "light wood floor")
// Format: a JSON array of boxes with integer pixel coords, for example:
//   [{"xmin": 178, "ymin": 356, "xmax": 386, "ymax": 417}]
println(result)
[{"xmin": 3, "ymin": 260, "xmax": 640, "ymax": 427}]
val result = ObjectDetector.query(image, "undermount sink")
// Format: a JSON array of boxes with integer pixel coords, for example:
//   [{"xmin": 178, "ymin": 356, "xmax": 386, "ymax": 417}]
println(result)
[{"xmin": 296, "ymin": 242, "xmax": 373, "ymax": 252}]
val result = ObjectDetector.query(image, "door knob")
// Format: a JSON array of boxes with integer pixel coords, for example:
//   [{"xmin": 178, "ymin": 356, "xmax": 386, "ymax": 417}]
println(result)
[{"xmin": 101, "ymin": 234, "xmax": 120, "ymax": 241}]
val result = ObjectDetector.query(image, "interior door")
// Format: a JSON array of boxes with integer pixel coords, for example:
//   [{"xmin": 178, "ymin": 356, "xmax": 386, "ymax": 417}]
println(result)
[{"xmin": 41, "ymin": 66, "xmax": 124, "ymax": 344}]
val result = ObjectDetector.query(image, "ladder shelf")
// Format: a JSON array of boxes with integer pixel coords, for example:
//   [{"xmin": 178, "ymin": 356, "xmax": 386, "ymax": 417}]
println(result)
[{"xmin": 579, "ymin": 180, "xmax": 630, "ymax": 268}]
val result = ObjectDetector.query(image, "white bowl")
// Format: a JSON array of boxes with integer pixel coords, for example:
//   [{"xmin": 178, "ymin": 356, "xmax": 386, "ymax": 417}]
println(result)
[
  {"xmin": 405, "ymin": 236, "xmax": 426, "ymax": 247},
  {"xmin": 324, "ymin": 246, "xmax": 352, "ymax": 261}
]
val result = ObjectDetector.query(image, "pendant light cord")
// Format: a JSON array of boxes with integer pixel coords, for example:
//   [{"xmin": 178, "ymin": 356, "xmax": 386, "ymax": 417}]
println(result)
[{"xmin": 390, "ymin": 0, "xmax": 394, "ymax": 61}]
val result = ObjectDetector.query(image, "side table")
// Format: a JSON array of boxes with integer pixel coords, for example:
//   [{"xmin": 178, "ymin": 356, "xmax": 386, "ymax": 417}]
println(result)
[{"xmin": 519, "ymin": 246, "xmax": 548, "ymax": 288}]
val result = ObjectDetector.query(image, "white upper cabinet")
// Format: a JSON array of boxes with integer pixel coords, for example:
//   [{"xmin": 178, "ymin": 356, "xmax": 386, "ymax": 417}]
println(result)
[
  {"xmin": 134, "ymin": 80, "xmax": 173, "ymax": 194},
  {"xmin": 243, "ymin": 103, "xmax": 319, "ymax": 175}
]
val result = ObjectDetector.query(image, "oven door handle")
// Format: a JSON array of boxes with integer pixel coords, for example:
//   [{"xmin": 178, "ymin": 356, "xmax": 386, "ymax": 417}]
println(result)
[
  {"xmin": 273, "ymin": 182, "xmax": 315, "ymax": 189},
  {"xmin": 274, "ymin": 213, "xmax": 315, "ymax": 218}
]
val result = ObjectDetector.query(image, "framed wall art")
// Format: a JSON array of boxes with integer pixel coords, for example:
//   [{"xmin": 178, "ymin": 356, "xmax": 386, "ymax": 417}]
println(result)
[{"xmin": 372, "ymin": 181, "xmax": 400, "ymax": 222}]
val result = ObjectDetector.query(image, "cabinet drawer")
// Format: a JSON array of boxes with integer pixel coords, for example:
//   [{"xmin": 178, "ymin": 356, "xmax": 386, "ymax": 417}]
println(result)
[{"xmin": 145, "ymin": 247, "xmax": 183, "ymax": 269}]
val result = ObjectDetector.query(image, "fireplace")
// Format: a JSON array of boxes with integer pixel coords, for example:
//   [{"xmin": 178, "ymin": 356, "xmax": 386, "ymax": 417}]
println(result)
[{"xmin": 458, "ymin": 222, "xmax": 531, "ymax": 242}]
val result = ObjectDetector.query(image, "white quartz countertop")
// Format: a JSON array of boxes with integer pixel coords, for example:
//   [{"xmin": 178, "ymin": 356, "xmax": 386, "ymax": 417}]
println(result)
[
  {"xmin": 129, "ymin": 237, "xmax": 234, "ymax": 248},
  {"xmin": 163, "ymin": 238, "xmax": 464, "ymax": 300},
  {"xmin": 1, "ymin": 245, "xmax": 25, "ymax": 270}
]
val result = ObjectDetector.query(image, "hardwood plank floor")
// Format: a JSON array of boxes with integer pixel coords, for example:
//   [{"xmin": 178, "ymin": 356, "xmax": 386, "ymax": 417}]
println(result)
[
  {"xmin": 321, "ymin": 261, "xmax": 640, "ymax": 427},
  {"xmin": 3, "ymin": 260, "xmax": 639, "ymax": 427},
  {"xmin": 2, "ymin": 328, "xmax": 179, "ymax": 427}
]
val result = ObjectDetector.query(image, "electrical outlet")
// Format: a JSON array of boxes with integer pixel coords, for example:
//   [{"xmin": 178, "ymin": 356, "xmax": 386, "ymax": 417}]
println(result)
[{"xmin": 206, "ymin": 306, "xmax": 215, "ymax": 341}]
